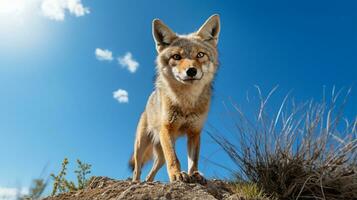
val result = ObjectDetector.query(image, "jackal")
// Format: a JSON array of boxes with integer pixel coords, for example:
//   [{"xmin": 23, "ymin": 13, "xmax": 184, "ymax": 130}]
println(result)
[{"xmin": 130, "ymin": 14, "xmax": 220, "ymax": 184}]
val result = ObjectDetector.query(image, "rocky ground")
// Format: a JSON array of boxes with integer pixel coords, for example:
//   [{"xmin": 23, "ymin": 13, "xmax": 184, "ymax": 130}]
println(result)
[{"xmin": 43, "ymin": 176, "xmax": 250, "ymax": 200}]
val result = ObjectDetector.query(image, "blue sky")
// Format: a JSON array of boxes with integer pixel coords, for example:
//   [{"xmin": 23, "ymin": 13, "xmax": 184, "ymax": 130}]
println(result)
[{"xmin": 0, "ymin": 0, "xmax": 356, "ymax": 197}]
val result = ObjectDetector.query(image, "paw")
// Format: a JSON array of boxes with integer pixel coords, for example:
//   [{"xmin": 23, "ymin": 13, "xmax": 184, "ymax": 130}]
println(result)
[
  {"xmin": 171, "ymin": 171, "xmax": 191, "ymax": 183},
  {"xmin": 131, "ymin": 179, "xmax": 140, "ymax": 183},
  {"xmin": 189, "ymin": 171, "xmax": 207, "ymax": 185}
]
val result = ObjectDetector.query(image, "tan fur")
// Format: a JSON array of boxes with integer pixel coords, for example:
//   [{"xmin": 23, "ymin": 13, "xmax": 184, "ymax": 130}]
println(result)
[{"xmin": 131, "ymin": 14, "xmax": 220, "ymax": 183}]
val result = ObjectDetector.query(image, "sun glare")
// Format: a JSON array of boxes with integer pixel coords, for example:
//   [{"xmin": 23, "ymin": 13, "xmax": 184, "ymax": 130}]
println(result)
[
  {"xmin": 0, "ymin": 0, "xmax": 25, "ymax": 15},
  {"xmin": 0, "ymin": 0, "xmax": 45, "ymax": 49}
]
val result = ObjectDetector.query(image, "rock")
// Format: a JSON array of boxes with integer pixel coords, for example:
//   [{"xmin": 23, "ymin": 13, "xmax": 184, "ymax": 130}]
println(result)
[{"xmin": 43, "ymin": 176, "xmax": 243, "ymax": 200}]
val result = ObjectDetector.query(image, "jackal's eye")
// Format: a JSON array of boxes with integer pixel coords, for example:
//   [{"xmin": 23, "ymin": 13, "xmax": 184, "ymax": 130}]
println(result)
[
  {"xmin": 172, "ymin": 54, "xmax": 182, "ymax": 60},
  {"xmin": 196, "ymin": 52, "xmax": 205, "ymax": 58}
]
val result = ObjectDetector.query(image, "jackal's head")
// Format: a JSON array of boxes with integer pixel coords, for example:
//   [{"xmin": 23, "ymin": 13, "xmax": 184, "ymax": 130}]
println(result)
[{"xmin": 153, "ymin": 15, "xmax": 220, "ymax": 86}]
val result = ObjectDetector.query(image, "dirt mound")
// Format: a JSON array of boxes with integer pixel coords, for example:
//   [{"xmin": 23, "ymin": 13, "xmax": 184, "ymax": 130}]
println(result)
[{"xmin": 43, "ymin": 176, "xmax": 246, "ymax": 200}]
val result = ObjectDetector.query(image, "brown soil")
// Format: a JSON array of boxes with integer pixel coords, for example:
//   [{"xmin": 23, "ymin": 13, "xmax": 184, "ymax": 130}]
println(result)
[{"xmin": 42, "ymin": 176, "xmax": 246, "ymax": 200}]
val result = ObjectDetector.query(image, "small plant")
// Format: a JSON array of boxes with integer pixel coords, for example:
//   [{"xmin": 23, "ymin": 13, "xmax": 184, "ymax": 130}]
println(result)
[
  {"xmin": 210, "ymin": 87, "xmax": 357, "ymax": 200},
  {"xmin": 51, "ymin": 158, "xmax": 92, "ymax": 196},
  {"xmin": 74, "ymin": 159, "xmax": 92, "ymax": 190},
  {"xmin": 51, "ymin": 158, "xmax": 70, "ymax": 195}
]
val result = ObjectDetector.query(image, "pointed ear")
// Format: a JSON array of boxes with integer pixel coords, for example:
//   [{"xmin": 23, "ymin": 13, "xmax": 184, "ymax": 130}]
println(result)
[
  {"xmin": 152, "ymin": 19, "xmax": 177, "ymax": 52},
  {"xmin": 197, "ymin": 14, "xmax": 220, "ymax": 46}
]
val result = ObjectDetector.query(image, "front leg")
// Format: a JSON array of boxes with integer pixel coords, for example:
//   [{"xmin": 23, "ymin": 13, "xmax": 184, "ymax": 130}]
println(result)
[
  {"xmin": 187, "ymin": 131, "xmax": 200, "ymax": 174},
  {"xmin": 187, "ymin": 130, "xmax": 207, "ymax": 184},
  {"xmin": 160, "ymin": 124, "xmax": 190, "ymax": 182}
]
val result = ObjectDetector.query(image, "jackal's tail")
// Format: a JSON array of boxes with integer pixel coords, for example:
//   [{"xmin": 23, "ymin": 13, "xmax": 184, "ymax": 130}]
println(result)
[
  {"xmin": 128, "ymin": 154, "xmax": 135, "ymax": 171},
  {"xmin": 128, "ymin": 144, "xmax": 153, "ymax": 171}
]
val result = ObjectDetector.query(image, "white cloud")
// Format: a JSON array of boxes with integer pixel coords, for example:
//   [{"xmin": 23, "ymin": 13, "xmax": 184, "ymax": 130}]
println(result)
[
  {"xmin": 41, "ymin": 0, "xmax": 90, "ymax": 21},
  {"xmin": 118, "ymin": 52, "xmax": 139, "ymax": 73},
  {"xmin": 113, "ymin": 89, "xmax": 129, "ymax": 103},
  {"xmin": 0, "ymin": 187, "xmax": 28, "ymax": 200},
  {"xmin": 95, "ymin": 48, "xmax": 113, "ymax": 61}
]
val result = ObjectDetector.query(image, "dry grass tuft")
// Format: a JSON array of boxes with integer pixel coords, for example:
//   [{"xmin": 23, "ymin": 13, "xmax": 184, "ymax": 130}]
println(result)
[
  {"xmin": 210, "ymin": 87, "xmax": 357, "ymax": 200},
  {"xmin": 230, "ymin": 182, "xmax": 273, "ymax": 200}
]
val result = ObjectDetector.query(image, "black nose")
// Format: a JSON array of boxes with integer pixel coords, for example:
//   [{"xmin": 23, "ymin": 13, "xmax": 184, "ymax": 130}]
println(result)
[{"xmin": 186, "ymin": 67, "xmax": 197, "ymax": 77}]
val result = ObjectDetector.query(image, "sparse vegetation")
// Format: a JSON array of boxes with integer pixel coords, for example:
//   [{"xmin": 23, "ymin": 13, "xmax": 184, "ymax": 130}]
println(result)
[
  {"xmin": 19, "ymin": 178, "xmax": 47, "ymax": 200},
  {"xmin": 50, "ymin": 158, "xmax": 92, "ymax": 196},
  {"xmin": 210, "ymin": 87, "xmax": 357, "ymax": 200}
]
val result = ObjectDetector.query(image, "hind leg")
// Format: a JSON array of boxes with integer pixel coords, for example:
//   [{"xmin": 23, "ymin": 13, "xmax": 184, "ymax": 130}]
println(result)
[
  {"xmin": 146, "ymin": 143, "xmax": 165, "ymax": 182},
  {"xmin": 132, "ymin": 114, "xmax": 150, "ymax": 182}
]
